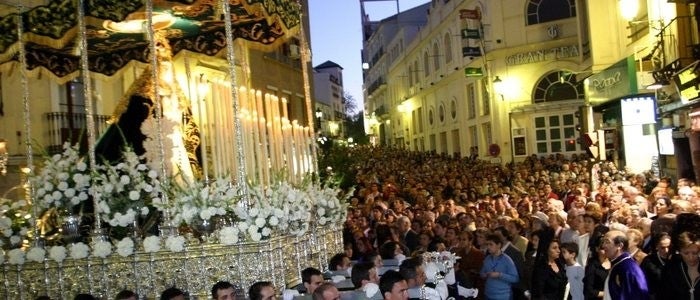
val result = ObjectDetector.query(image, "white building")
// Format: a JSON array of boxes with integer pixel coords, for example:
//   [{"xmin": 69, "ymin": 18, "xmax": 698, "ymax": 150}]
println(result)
[
  {"xmin": 314, "ymin": 61, "xmax": 346, "ymax": 137},
  {"xmin": 362, "ymin": 0, "xmax": 696, "ymax": 175}
]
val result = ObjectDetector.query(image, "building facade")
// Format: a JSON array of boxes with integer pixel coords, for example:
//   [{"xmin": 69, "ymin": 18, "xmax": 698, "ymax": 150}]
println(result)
[
  {"xmin": 362, "ymin": 0, "xmax": 699, "ymax": 179},
  {"xmin": 314, "ymin": 61, "xmax": 346, "ymax": 138}
]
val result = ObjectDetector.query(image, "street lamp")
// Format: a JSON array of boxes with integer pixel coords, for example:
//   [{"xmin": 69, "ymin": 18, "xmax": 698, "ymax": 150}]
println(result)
[
  {"xmin": 315, "ymin": 108, "xmax": 323, "ymax": 130},
  {"xmin": 0, "ymin": 139, "xmax": 8, "ymax": 175}
]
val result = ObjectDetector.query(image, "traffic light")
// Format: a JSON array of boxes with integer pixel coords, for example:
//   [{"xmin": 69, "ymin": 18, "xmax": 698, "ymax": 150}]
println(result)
[{"xmin": 582, "ymin": 130, "xmax": 606, "ymax": 160}]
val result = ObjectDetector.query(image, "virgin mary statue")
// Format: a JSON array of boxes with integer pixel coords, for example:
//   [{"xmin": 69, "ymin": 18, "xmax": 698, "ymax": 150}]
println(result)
[{"xmin": 95, "ymin": 31, "xmax": 200, "ymax": 184}]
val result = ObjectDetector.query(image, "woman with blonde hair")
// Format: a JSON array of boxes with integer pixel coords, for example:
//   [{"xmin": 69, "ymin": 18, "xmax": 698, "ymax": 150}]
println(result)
[{"xmin": 626, "ymin": 228, "xmax": 647, "ymax": 265}]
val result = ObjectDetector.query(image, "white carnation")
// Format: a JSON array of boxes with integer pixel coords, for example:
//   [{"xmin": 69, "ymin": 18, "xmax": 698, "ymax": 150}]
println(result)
[
  {"xmin": 26, "ymin": 247, "xmax": 46, "ymax": 263},
  {"xmin": 165, "ymin": 235, "xmax": 186, "ymax": 252},
  {"xmin": 93, "ymin": 240, "xmax": 113, "ymax": 258},
  {"xmin": 255, "ymin": 217, "xmax": 266, "ymax": 228},
  {"xmin": 143, "ymin": 236, "xmax": 161, "ymax": 253},
  {"xmin": 116, "ymin": 237, "xmax": 135, "ymax": 257},
  {"xmin": 49, "ymin": 246, "xmax": 67, "ymax": 263},
  {"xmin": 8, "ymin": 248, "xmax": 25, "ymax": 265},
  {"xmin": 219, "ymin": 226, "xmax": 240, "ymax": 245},
  {"xmin": 69, "ymin": 242, "xmax": 89, "ymax": 259}
]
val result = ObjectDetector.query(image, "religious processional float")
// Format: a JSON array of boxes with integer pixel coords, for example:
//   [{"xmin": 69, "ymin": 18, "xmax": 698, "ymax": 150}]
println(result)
[{"xmin": 0, "ymin": 0, "xmax": 350, "ymax": 298}]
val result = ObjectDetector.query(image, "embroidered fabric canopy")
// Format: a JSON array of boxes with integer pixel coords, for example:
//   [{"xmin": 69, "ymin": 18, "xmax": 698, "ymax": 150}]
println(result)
[{"xmin": 0, "ymin": 0, "xmax": 300, "ymax": 78}]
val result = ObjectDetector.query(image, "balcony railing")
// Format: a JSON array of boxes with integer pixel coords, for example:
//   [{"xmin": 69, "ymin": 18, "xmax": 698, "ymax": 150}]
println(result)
[{"xmin": 46, "ymin": 112, "xmax": 111, "ymax": 154}]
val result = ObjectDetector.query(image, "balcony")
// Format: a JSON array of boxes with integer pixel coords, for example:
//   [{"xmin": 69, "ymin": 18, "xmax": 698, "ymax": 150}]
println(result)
[
  {"xmin": 46, "ymin": 112, "xmax": 110, "ymax": 154},
  {"xmin": 366, "ymin": 76, "xmax": 386, "ymax": 96}
]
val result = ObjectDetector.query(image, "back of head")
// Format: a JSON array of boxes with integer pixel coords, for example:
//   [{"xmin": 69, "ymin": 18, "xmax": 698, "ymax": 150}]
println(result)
[
  {"xmin": 329, "ymin": 253, "xmax": 348, "ymax": 271},
  {"xmin": 160, "ymin": 287, "xmax": 184, "ymax": 300},
  {"xmin": 351, "ymin": 262, "xmax": 375, "ymax": 288},
  {"xmin": 312, "ymin": 282, "xmax": 336, "ymax": 300},
  {"xmin": 379, "ymin": 270, "xmax": 405, "ymax": 297},
  {"xmin": 74, "ymin": 295, "xmax": 97, "ymax": 300},
  {"xmin": 302, "ymin": 267, "xmax": 322, "ymax": 283},
  {"xmin": 398, "ymin": 257, "xmax": 422, "ymax": 281},
  {"xmin": 248, "ymin": 281, "xmax": 273, "ymax": 300}
]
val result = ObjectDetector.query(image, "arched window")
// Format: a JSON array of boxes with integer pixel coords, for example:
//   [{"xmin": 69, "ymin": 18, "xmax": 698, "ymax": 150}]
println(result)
[
  {"xmin": 526, "ymin": 0, "xmax": 576, "ymax": 25},
  {"xmin": 413, "ymin": 60, "xmax": 419, "ymax": 82},
  {"xmin": 532, "ymin": 70, "xmax": 584, "ymax": 103},
  {"xmin": 423, "ymin": 52, "xmax": 430, "ymax": 77},
  {"xmin": 433, "ymin": 43, "xmax": 441, "ymax": 71},
  {"xmin": 443, "ymin": 33, "xmax": 453, "ymax": 64},
  {"xmin": 408, "ymin": 66, "xmax": 413, "ymax": 86}
]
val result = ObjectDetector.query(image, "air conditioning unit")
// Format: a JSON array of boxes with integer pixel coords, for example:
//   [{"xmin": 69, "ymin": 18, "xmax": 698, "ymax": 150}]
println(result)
[{"xmin": 289, "ymin": 44, "xmax": 300, "ymax": 59}]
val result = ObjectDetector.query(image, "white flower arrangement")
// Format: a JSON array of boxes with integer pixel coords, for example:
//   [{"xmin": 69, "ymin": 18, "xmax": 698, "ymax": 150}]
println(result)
[
  {"xmin": 166, "ymin": 175, "xmax": 237, "ymax": 226},
  {"xmin": 233, "ymin": 181, "xmax": 291, "ymax": 242},
  {"xmin": 0, "ymin": 198, "xmax": 34, "ymax": 250},
  {"xmin": 49, "ymin": 246, "xmax": 67, "ymax": 263},
  {"xmin": 8, "ymin": 248, "xmax": 25, "ymax": 265},
  {"xmin": 31, "ymin": 142, "xmax": 92, "ymax": 210},
  {"xmin": 116, "ymin": 237, "xmax": 135, "ymax": 257},
  {"xmin": 306, "ymin": 181, "xmax": 352, "ymax": 227},
  {"xmin": 26, "ymin": 246, "xmax": 46, "ymax": 263},
  {"xmin": 165, "ymin": 235, "xmax": 185, "ymax": 252},
  {"xmin": 218, "ymin": 226, "xmax": 239, "ymax": 245},
  {"xmin": 93, "ymin": 240, "xmax": 112, "ymax": 258},
  {"xmin": 69, "ymin": 242, "xmax": 89, "ymax": 259},
  {"xmin": 92, "ymin": 147, "xmax": 162, "ymax": 228},
  {"xmin": 143, "ymin": 236, "xmax": 161, "ymax": 253}
]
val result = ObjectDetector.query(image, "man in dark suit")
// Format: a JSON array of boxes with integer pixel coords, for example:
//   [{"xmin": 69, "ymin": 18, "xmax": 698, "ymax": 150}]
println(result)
[
  {"xmin": 397, "ymin": 216, "xmax": 419, "ymax": 254},
  {"xmin": 494, "ymin": 226, "xmax": 526, "ymax": 300}
]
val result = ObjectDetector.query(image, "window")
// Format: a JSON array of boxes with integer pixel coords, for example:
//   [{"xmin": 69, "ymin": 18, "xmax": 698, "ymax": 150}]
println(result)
[
  {"xmin": 534, "ymin": 113, "xmax": 578, "ymax": 154},
  {"xmin": 433, "ymin": 43, "xmax": 441, "ymax": 71},
  {"xmin": 526, "ymin": 0, "xmax": 576, "ymax": 25},
  {"xmin": 481, "ymin": 79, "xmax": 490, "ymax": 115},
  {"xmin": 414, "ymin": 61, "xmax": 420, "ymax": 82},
  {"xmin": 438, "ymin": 103, "xmax": 445, "ymax": 123},
  {"xmin": 408, "ymin": 66, "xmax": 413, "ymax": 86},
  {"xmin": 417, "ymin": 107, "xmax": 424, "ymax": 133},
  {"xmin": 533, "ymin": 70, "xmax": 584, "ymax": 103},
  {"xmin": 482, "ymin": 122, "xmax": 492, "ymax": 146},
  {"xmin": 444, "ymin": 33, "xmax": 453, "ymax": 64},
  {"xmin": 467, "ymin": 83, "xmax": 476, "ymax": 119},
  {"xmin": 428, "ymin": 107, "xmax": 435, "ymax": 125},
  {"xmin": 469, "ymin": 125, "xmax": 478, "ymax": 150},
  {"xmin": 450, "ymin": 98, "xmax": 457, "ymax": 120},
  {"xmin": 423, "ymin": 52, "xmax": 430, "ymax": 77}
]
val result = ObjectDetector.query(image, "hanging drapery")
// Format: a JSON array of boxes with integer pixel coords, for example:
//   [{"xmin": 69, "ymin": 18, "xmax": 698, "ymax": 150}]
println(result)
[{"xmin": 0, "ymin": 0, "xmax": 301, "ymax": 80}]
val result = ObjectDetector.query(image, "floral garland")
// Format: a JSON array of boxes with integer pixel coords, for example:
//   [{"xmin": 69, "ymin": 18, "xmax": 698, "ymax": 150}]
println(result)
[
  {"xmin": 165, "ymin": 175, "xmax": 238, "ymax": 226},
  {"xmin": 0, "ymin": 175, "xmax": 354, "ymax": 264},
  {"xmin": 31, "ymin": 142, "xmax": 91, "ymax": 211},
  {"xmin": 92, "ymin": 147, "xmax": 162, "ymax": 228}
]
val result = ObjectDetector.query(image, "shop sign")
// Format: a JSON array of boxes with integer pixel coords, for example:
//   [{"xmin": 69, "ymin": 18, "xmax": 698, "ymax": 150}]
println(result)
[
  {"xmin": 505, "ymin": 45, "xmax": 579, "ymax": 66},
  {"xmin": 587, "ymin": 56, "xmax": 637, "ymax": 103}
]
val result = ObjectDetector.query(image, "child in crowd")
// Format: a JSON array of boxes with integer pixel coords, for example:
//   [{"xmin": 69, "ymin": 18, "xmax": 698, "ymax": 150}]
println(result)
[{"xmin": 561, "ymin": 242, "xmax": 584, "ymax": 300}]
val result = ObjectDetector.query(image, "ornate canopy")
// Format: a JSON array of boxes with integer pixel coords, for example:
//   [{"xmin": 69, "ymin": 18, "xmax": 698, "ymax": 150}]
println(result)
[{"xmin": 0, "ymin": 0, "xmax": 301, "ymax": 78}]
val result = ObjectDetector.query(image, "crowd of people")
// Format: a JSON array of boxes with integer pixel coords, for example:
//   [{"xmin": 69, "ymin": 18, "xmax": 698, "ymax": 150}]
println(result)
[
  {"xmin": 338, "ymin": 146, "xmax": 700, "ymax": 300},
  {"xmin": 46, "ymin": 145, "xmax": 700, "ymax": 299}
]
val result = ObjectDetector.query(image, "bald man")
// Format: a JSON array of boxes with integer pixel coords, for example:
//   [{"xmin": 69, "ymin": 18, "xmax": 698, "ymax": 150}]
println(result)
[{"xmin": 600, "ymin": 230, "xmax": 649, "ymax": 300}]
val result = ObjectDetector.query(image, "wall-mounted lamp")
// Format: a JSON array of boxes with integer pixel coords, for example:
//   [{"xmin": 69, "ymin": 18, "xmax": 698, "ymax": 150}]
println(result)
[
  {"xmin": 0, "ymin": 139, "xmax": 7, "ymax": 175},
  {"xmin": 619, "ymin": 0, "xmax": 639, "ymax": 21},
  {"xmin": 362, "ymin": 63, "xmax": 370, "ymax": 70},
  {"xmin": 493, "ymin": 76, "xmax": 505, "ymax": 101},
  {"xmin": 493, "ymin": 76, "xmax": 503, "ymax": 91}
]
